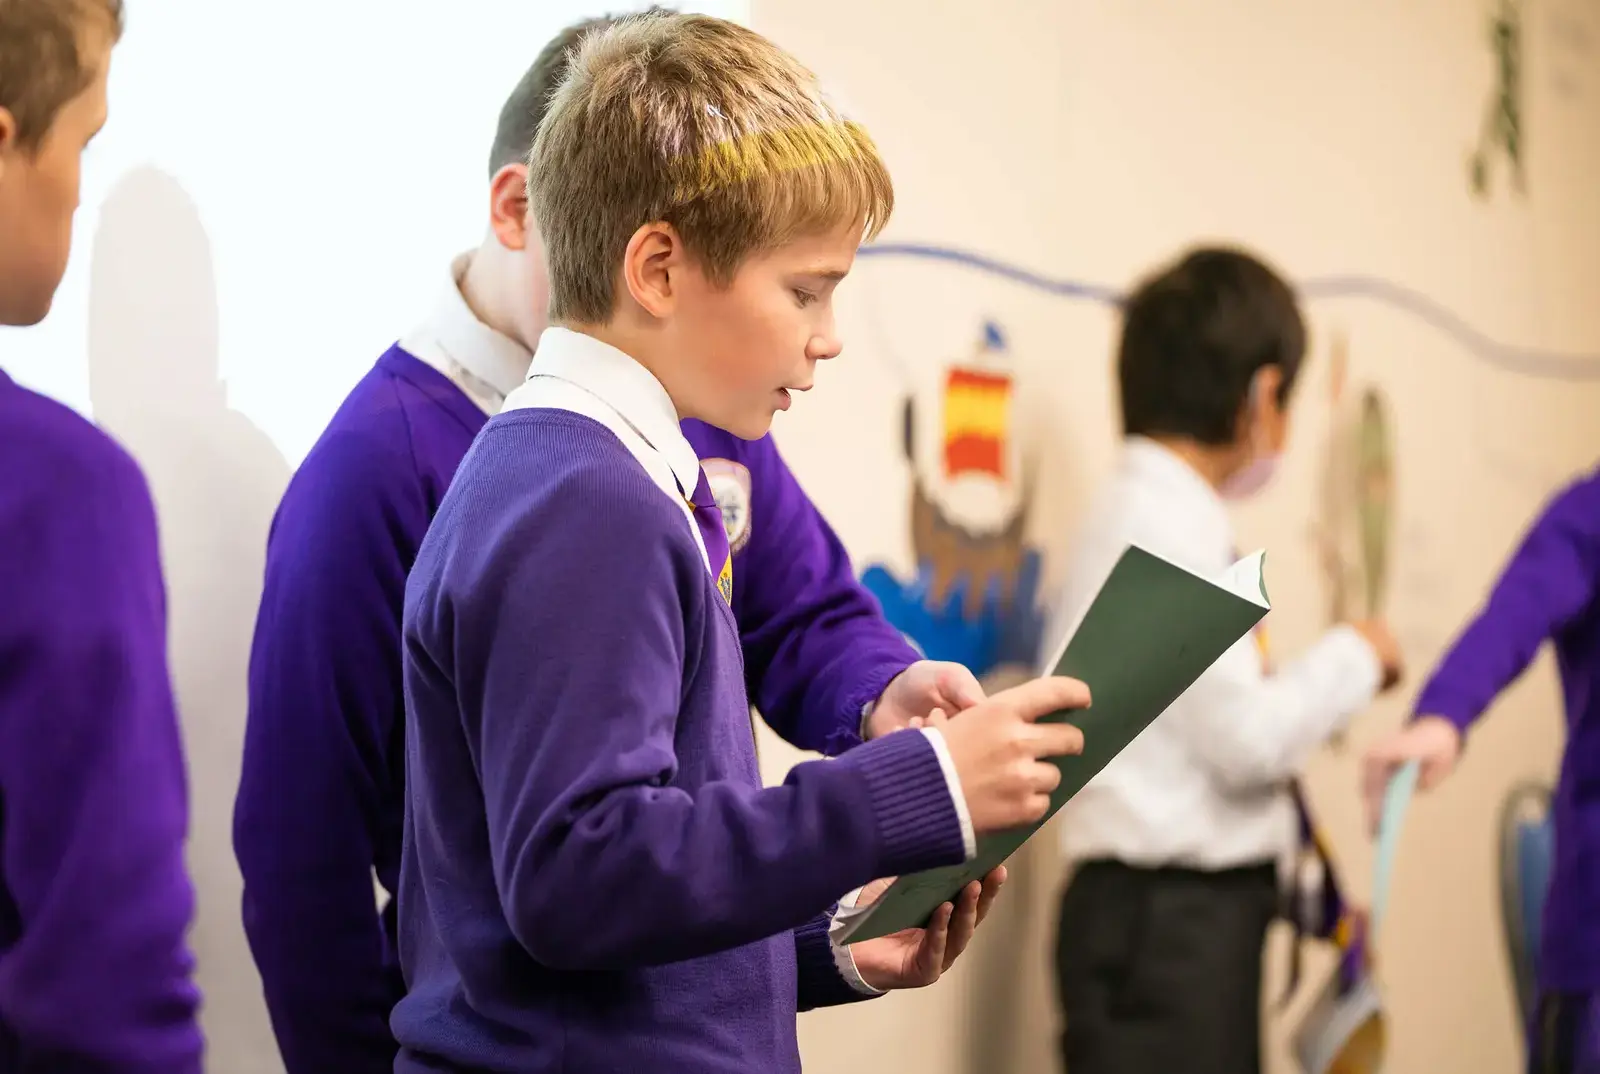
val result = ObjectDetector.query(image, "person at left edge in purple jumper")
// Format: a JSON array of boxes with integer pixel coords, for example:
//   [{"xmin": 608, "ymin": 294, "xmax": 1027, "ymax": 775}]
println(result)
[
  {"xmin": 231, "ymin": 12, "xmax": 995, "ymax": 1074},
  {"xmin": 0, "ymin": 1, "xmax": 204, "ymax": 1071}
]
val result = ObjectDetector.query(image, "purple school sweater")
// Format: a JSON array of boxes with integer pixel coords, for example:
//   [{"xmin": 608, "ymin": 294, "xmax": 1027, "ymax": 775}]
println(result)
[
  {"xmin": 1413, "ymin": 467, "xmax": 1600, "ymax": 991},
  {"xmin": 235, "ymin": 346, "xmax": 920, "ymax": 1074},
  {"xmin": 394, "ymin": 409, "xmax": 965, "ymax": 1072},
  {"xmin": 0, "ymin": 369, "xmax": 202, "ymax": 1073}
]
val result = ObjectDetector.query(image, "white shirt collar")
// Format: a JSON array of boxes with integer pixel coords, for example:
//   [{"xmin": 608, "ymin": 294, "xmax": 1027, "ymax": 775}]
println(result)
[
  {"xmin": 402, "ymin": 252, "xmax": 533, "ymax": 409},
  {"xmin": 1121, "ymin": 435, "xmax": 1234, "ymax": 549},
  {"xmin": 525, "ymin": 326, "xmax": 703, "ymax": 497}
]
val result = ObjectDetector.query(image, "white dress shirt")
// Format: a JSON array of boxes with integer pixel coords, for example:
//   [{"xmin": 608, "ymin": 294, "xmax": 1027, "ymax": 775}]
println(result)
[
  {"xmin": 399, "ymin": 252, "xmax": 531, "ymax": 415},
  {"xmin": 1043, "ymin": 437, "xmax": 1382, "ymax": 873}
]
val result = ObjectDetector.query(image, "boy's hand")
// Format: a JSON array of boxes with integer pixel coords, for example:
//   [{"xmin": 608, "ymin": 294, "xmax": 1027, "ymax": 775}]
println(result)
[
  {"xmin": 849, "ymin": 867, "xmax": 1006, "ymax": 991},
  {"xmin": 1350, "ymin": 618, "xmax": 1404, "ymax": 692},
  {"xmin": 865, "ymin": 661, "xmax": 986, "ymax": 739},
  {"xmin": 936, "ymin": 676, "xmax": 1089, "ymax": 834},
  {"xmin": 1361, "ymin": 715, "xmax": 1462, "ymax": 832}
]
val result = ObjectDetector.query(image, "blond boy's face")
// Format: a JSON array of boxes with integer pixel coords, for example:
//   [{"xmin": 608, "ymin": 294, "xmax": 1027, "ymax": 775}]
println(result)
[
  {"xmin": 0, "ymin": 29, "xmax": 111, "ymax": 327},
  {"xmin": 670, "ymin": 219, "xmax": 863, "ymax": 440}
]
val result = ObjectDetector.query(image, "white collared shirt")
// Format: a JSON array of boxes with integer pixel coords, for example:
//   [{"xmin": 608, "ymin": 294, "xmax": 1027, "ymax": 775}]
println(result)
[
  {"xmin": 502, "ymin": 326, "xmax": 719, "ymax": 573},
  {"xmin": 399, "ymin": 252, "xmax": 531, "ymax": 415},
  {"xmin": 1041, "ymin": 437, "xmax": 1382, "ymax": 873}
]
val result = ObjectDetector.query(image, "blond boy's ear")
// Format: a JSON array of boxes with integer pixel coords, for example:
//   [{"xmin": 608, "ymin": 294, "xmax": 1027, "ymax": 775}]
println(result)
[{"xmin": 619, "ymin": 221, "xmax": 686, "ymax": 320}]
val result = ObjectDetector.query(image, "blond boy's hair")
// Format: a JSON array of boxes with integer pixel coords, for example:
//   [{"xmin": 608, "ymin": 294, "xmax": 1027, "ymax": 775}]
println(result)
[
  {"xmin": 0, "ymin": 0, "xmax": 123, "ymax": 150},
  {"xmin": 529, "ymin": 12, "xmax": 893, "ymax": 324}
]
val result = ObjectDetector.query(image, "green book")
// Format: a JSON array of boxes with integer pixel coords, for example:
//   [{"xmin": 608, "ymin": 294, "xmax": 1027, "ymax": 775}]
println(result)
[{"xmin": 833, "ymin": 544, "xmax": 1271, "ymax": 944}]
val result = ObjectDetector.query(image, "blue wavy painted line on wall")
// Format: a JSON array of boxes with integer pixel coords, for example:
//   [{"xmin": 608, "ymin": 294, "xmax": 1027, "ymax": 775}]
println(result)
[{"xmin": 859, "ymin": 242, "xmax": 1600, "ymax": 382}]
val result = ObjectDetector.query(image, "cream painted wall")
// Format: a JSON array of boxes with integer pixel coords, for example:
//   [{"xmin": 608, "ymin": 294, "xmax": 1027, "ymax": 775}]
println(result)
[{"xmin": 750, "ymin": 1, "xmax": 1600, "ymax": 1072}]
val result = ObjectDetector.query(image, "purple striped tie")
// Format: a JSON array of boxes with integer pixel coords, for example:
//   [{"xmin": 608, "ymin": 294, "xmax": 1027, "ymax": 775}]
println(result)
[{"xmin": 688, "ymin": 468, "xmax": 733, "ymax": 605}]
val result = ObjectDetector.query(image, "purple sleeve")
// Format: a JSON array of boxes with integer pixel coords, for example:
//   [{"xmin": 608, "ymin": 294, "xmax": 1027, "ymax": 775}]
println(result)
[
  {"xmin": 793, "ymin": 913, "xmax": 873, "ymax": 1011},
  {"xmin": 1414, "ymin": 474, "xmax": 1600, "ymax": 732},
  {"xmin": 712, "ymin": 430, "xmax": 920, "ymax": 756},
  {"xmin": 0, "ymin": 441, "xmax": 202, "ymax": 1072},
  {"xmin": 452, "ymin": 485, "xmax": 965, "ymax": 971},
  {"xmin": 234, "ymin": 432, "xmax": 421, "ymax": 1074}
]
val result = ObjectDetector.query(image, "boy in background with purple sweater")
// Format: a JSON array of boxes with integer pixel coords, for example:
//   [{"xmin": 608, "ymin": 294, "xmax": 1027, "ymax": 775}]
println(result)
[
  {"xmin": 0, "ymin": 1, "xmax": 203, "ymax": 1070},
  {"xmin": 236, "ymin": 11, "xmax": 1002, "ymax": 1074},
  {"xmin": 1365, "ymin": 467, "xmax": 1600, "ymax": 1073},
  {"xmin": 395, "ymin": 12, "xmax": 1090, "ymax": 1073}
]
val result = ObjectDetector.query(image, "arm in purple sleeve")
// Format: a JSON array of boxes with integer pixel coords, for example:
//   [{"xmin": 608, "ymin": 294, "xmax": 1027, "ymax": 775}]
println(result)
[
  {"xmin": 714, "ymin": 431, "xmax": 920, "ymax": 756},
  {"xmin": 234, "ymin": 432, "xmax": 423, "ymax": 1074},
  {"xmin": 1414, "ymin": 475, "xmax": 1600, "ymax": 732},
  {"xmin": 449, "ymin": 486, "xmax": 966, "ymax": 972},
  {"xmin": 0, "ymin": 438, "xmax": 202, "ymax": 1073}
]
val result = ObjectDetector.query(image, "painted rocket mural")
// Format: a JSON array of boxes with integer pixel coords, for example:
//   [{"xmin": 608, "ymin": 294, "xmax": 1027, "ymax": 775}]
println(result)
[{"xmin": 860, "ymin": 320, "xmax": 1046, "ymax": 678}]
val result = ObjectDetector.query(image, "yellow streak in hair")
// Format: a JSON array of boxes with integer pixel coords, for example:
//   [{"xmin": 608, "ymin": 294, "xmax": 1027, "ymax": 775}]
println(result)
[{"xmin": 670, "ymin": 118, "xmax": 874, "ymax": 201}]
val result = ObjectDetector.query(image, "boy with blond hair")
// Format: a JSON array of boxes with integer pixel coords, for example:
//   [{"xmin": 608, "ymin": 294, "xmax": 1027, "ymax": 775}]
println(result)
[
  {"xmin": 238, "ymin": 13, "xmax": 998, "ymax": 1074},
  {"xmin": 396, "ymin": 13, "xmax": 1090, "ymax": 1072},
  {"xmin": 0, "ymin": 1, "xmax": 203, "ymax": 1069}
]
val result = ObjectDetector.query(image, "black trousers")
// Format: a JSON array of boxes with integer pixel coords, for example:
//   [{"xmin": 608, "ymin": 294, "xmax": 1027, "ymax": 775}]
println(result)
[{"xmin": 1054, "ymin": 859, "xmax": 1279, "ymax": 1074}]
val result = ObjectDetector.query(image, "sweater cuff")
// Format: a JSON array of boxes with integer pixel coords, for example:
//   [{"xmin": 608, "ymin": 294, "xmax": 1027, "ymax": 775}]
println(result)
[
  {"xmin": 835, "ymin": 727, "xmax": 968, "ymax": 877},
  {"xmin": 795, "ymin": 909, "xmax": 875, "ymax": 1010},
  {"xmin": 830, "ymin": 888, "xmax": 884, "ymax": 996},
  {"xmin": 1410, "ymin": 685, "xmax": 1483, "ymax": 736},
  {"xmin": 825, "ymin": 656, "xmax": 919, "ymax": 756}
]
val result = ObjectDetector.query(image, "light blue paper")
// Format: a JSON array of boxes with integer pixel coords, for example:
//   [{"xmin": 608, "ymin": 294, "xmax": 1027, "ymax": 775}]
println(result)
[{"xmin": 1371, "ymin": 760, "xmax": 1421, "ymax": 933}]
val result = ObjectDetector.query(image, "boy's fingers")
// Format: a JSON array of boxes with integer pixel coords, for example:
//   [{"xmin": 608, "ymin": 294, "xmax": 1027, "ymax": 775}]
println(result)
[
  {"xmin": 974, "ymin": 867, "xmax": 1005, "ymax": 925},
  {"xmin": 998, "ymin": 676, "xmax": 1091, "ymax": 721},
  {"xmin": 1028, "ymin": 721, "xmax": 1084, "ymax": 758},
  {"xmin": 919, "ymin": 903, "xmax": 953, "ymax": 979},
  {"xmin": 941, "ymin": 884, "xmax": 982, "ymax": 970}
]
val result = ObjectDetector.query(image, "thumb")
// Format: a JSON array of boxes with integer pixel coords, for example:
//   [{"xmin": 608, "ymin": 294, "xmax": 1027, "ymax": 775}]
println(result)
[{"xmin": 936, "ymin": 664, "xmax": 986, "ymax": 712}]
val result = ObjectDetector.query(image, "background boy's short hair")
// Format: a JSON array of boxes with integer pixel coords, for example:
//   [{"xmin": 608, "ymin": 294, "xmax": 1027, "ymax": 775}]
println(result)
[
  {"xmin": 0, "ymin": 0, "xmax": 123, "ymax": 150},
  {"xmin": 527, "ymin": 11, "xmax": 893, "ymax": 324},
  {"xmin": 1117, "ymin": 245, "xmax": 1307, "ymax": 445},
  {"xmin": 488, "ymin": 6, "xmax": 675, "ymax": 178}
]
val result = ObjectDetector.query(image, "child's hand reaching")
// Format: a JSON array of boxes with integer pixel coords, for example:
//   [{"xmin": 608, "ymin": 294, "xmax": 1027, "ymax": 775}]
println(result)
[{"xmin": 847, "ymin": 867, "xmax": 1007, "ymax": 991}]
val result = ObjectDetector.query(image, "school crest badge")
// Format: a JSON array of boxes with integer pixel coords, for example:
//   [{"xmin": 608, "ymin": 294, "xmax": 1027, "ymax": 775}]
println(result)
[{"xmin": 702, "ymin": 458, "xmax": 753, "ymax": 555}]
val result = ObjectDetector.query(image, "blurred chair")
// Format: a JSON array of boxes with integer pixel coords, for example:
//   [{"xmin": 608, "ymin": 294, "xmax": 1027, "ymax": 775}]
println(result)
[{"xmin": 1498, "ymin": 780, "xmax": 1554, "ymax": 1035}]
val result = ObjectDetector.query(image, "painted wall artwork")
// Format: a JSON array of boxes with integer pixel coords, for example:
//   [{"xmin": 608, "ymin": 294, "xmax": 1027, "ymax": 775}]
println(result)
[
  {"xmin": 859, "ymin": 320, "xmax": 1047, "ymax": 679},
  {"xmin": 1470, "ymin": 0, "xmax": 1526, "ymax": 198},
  {"xmin": 1314, "ymin": 329, "xmax": 1397, "ymax": 627},
  {"xmin": 852, "ymin": 241, "xmax": 1599, "ymax": 688}
]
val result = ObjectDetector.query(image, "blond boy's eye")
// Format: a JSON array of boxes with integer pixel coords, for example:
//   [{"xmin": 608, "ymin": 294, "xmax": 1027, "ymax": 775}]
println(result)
[{"xmin": 792, "ymin": 289, "xmax": 816, "ymax": 307}]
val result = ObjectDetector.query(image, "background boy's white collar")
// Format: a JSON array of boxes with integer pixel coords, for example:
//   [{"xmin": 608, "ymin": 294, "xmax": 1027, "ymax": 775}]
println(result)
[{"xmin": 399, "ymin": 253, "xmax": 531, "ymax": 414}]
